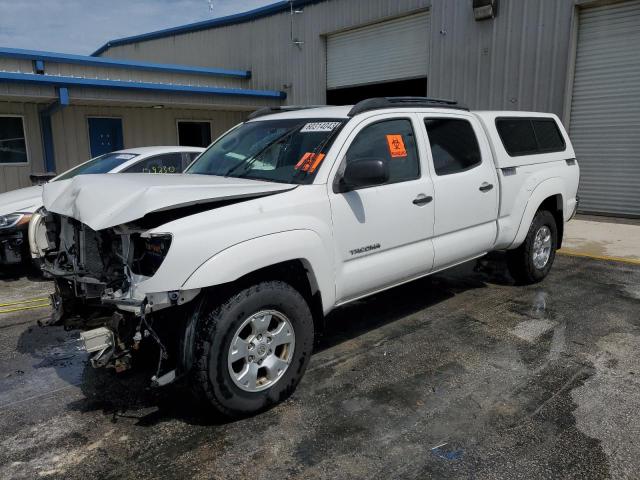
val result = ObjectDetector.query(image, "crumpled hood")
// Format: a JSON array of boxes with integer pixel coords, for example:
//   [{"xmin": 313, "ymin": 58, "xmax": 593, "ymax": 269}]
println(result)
[
  {"xmin": 43, "ymin": 174, "xmax": 295, "ymax": 231},
  {"xmin": 0, "ymin": 185, "xmax": 43, "ymax": 216}
]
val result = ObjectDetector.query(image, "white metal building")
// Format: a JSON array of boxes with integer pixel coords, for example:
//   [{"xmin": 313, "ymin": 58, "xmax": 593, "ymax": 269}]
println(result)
[{"xmin": 1, "ymin": 0, "xmax": 639, "ymax": 217}]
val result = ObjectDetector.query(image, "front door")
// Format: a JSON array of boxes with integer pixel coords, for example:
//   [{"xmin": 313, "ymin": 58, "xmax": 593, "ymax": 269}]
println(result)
[
  {"xmin": 421, "ymin": 114, "xmax": 499, "ymax": 269},
  {"xmin": 328, "ymin": 114, "xmax": 435, "ymax": 303},
  {"xmin": 88, "ymin": 117, "xmax": 124, "ymax": 157}
]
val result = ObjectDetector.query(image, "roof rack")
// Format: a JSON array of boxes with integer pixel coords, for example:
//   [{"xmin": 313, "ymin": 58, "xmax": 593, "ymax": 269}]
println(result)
[
  {"xmin": 247, "ymin": 105, "xmax": 330, "ymax": 120},
  {"xmin": 347, "ymin": 97, "xmax": 469, "ymax": 117}
]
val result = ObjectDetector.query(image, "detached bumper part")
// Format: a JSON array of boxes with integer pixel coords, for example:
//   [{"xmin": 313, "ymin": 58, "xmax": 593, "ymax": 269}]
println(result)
[{"xmin": 80, "ymin": 327, "xmax": 114, "ymax": 368}]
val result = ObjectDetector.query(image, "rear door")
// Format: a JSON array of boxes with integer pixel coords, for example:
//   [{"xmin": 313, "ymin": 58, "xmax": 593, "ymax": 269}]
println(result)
[
  {"xmin": 420, "ymin": 113, "xmax": 499, "ymax": 269},
  {"xmin": 328, "ymin": 113, "xmax": 435, "ymax": 303}
]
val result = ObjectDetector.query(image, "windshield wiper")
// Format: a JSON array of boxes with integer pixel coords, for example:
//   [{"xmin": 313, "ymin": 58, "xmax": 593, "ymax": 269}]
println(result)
[{"xmin": 223, "ymin": 124, "xmax": 303, "ymax": 178}]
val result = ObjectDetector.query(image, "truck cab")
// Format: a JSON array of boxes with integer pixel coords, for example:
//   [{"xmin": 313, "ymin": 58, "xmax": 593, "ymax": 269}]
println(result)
[{"xmin": 37, "ymin": 97, "xmax": 579, "ymax": 416}]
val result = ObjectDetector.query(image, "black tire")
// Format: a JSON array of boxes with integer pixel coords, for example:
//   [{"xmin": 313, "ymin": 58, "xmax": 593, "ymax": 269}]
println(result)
[
  {"xmin": 507, "ymin": 209, "xmax": 558, "ymax": 285},
  {"xmin": 191, "ymin": 280, "xmax": 314, "ymax": 417}
]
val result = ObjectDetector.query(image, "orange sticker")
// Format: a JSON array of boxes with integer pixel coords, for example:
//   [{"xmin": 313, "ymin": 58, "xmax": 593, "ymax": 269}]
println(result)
[
  {"xmin": 308, "ymin": 153, "xmax": 326, "ymax": 173},
  {"xmin": 295, "ymin": 152, "xmax": 326, "ymax": 173},
  {"xmin": 386, "ymin": 134, "xmax": 408, "ymax": 158},
  {"xmin": 295, "ymin": 152, "xmax": 313, "ymax": 169}
]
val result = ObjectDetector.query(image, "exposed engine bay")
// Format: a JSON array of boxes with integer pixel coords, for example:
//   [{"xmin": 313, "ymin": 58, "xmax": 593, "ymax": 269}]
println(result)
[{"xmin": 38, "ymin": 210, "xmax": 200, "ymax": 384}]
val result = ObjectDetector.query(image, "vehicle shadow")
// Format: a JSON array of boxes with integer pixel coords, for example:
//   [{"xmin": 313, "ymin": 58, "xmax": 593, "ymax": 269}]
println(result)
[
  {"xmin": 14, "ymin": 253, "xmax": 514, "ymax": 427},
  {"xmin": 316, "ymin": 252, "xmax": 513, "ymax": 353},
  {"xmin": 0, "ymin": 263, "xmax": 48, "ymax": 282}
]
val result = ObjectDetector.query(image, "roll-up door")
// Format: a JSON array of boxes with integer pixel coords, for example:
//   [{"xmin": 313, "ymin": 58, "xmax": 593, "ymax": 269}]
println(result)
[
  {"xmin": 570, "ymin": 0, "xmax": 640, "ymax": 216},
  {"xmin": 327, "ymin": 11, "xmax": 430, "ymax": 90}
]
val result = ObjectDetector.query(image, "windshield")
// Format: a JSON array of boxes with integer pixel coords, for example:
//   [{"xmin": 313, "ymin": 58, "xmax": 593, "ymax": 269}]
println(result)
[
  {"xmin": 54, "ymin": 153, "xmax": 139, "ymax": 181},
  {"xmin": 186, "ymin": 118, "xmax": 346, "ymax": 184}
]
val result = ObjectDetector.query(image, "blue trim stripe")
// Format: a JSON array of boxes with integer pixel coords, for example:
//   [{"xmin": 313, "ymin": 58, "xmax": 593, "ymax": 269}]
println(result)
[
  {"xmin": 91, "ymin": 0, "xmax": 327, "ymax": 56},
  {"xmin": 0, "ymin": 71, "xmax": 285, "ymax": 99},
  {"xmin": 58, "ymin": 87, "xmax": 70, "ymax": 105},
  {"xmin": 39, "ymin": 113, "xmax": 56, "ymax": 172},
  {"xmin": 0, "ymin": 46, "xmax": 251, "ymax": 79}
]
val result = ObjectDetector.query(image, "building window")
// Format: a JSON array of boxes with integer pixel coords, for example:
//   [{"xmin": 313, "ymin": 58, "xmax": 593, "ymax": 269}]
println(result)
[
  {"xmin": 178, "ymin": 121, "xmax": 212, "ymax": 148},
  {"xmin": 0, "ymin": 116, "xmax": 28, "ymax": 164},
  {"xmin": 424, "ymin": 118, "xmax": 482, "ymax": 175}
]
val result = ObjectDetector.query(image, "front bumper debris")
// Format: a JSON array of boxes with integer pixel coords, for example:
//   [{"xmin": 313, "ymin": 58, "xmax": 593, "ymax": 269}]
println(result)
[{"xmin": 0, "ymin": 229, "xmax": 28, "ymax": 265}]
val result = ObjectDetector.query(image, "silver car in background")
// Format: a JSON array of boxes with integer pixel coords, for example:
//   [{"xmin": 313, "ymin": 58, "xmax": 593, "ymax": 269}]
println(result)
[{"xmin": 0, "ymin": 146, "xmax": 203, "ymax": 267}]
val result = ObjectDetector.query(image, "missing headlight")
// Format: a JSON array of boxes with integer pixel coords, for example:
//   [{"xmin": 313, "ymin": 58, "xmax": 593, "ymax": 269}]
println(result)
[{"xmin": 131, "ymin": 234, "xmax": 172, "ymax": 277}]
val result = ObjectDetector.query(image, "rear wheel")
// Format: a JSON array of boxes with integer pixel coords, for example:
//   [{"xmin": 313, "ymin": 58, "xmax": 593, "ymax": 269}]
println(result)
[
  {"xmin": 507, "ymin": 210, "xmax": 558, "ymax": 284},
  {"xmin": 191, "ymin": 281, "xmax": 314, "ymax": 417}
]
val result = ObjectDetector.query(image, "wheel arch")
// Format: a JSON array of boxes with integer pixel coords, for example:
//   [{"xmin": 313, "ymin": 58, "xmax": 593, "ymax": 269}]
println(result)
[
  {"xmin": 510, "ymin": 178, "xmax": 565, "ymax": 249},
  {"xmin": 181, "ymin": 230, "xmax": 334, "ymax": 313}
]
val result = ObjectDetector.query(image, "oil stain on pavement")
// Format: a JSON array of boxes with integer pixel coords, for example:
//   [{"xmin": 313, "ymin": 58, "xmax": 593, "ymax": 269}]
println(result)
[{"xmin": 1, "ymin": 255, "xmax": 639, "ymax": 479}]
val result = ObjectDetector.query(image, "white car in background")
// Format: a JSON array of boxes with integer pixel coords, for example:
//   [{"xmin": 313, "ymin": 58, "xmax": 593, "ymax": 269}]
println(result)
[{"xmin": 0, "ymin": 146, "xmax": 203, "ymax": 266}]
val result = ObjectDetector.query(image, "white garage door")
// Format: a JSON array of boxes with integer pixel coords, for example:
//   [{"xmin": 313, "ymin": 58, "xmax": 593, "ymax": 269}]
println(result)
[
  {"xmin": 327, "ymin": 11, "xmax": 430, "ymax": 90},
  {"xmin": 570, "ymin": 0, "xmax": 640, "ymax": 216}
]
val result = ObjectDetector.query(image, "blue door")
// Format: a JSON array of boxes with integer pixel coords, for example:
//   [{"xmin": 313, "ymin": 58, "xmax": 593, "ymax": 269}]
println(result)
[{"xmin": 88, "ymin": 118, "xmax": 123, "ymax": 157}]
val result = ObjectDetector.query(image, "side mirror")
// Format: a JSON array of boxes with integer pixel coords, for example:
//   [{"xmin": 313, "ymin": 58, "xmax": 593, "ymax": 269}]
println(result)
[{"xmin": 337, "ymin": 157, "xmax": 389, "ymax": 193}]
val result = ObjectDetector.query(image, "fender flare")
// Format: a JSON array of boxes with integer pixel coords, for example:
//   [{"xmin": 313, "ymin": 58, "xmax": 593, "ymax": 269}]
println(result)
[
  {"xmin": 181, "ymin": 229, "xmax": 335, "ymax": 312},
  {"xmin": 509, "ymin": 177, "xmax": 565, "ymax": 249}
]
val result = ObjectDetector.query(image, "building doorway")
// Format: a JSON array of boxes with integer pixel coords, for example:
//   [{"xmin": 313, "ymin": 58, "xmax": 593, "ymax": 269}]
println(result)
[{"xmin": 326, "ymin": 77, "xmax": 427, "ymax": 105}]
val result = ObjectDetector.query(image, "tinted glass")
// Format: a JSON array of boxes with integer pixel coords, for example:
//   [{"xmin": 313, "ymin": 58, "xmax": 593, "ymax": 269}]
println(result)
[
  {"xmin": 424, "ymin": 119, "xmax": 481, "ymax": 175},
  {"xmin": 187, "ymin": 118, "xmax": 345, "ymax": 184},
  {"xmin": 125, "ymin": 153, "xmax": 183, "ymax": 173},
  {"xmin": 0, "ymin": 116, "xmax": 27, "ymax": 164},
  {"xmin": 496, "ymin": 118, "xmax": 538, "ymax": 156},
  {"xmin": 182, "ymin": 151, "xmax": 200, "ymax": 170},
  {"xmin": 54, "ymin": 153, "xmax": 139, "ymax": 181},
  {"xmin": 496, "ymin": 117, "xmax": 566, "ymax": 156},
  {"xmin": 345, "ymin": 119, "xmax": 420, "ymax": 184},
  {"xmin": 532, "ymin": 119, "xmax": 565, "ymax": 152}
]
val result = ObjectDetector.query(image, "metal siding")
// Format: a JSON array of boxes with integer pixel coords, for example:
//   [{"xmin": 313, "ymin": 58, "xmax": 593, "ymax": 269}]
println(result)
[
  {"xmin": 427, "ymin": 0, "xmax": 574, "ymax": 114},
  {"xmin": 569, "ymin": 0, "xmax": 640, "ymax": 216},
  {"xmin": 99, "ymin": 0, "xmax": 431, "ymax": 105},
  {"xmin": 326, "ymin": 11, "xmax": 430, "ymax": 89},
  {"xmin": 48, "ymin": 105, "xmax": 245, "ymax": 177},
  {"xmin": 100, "ymin": 0, "xmax": 574, "ymax": 113}
]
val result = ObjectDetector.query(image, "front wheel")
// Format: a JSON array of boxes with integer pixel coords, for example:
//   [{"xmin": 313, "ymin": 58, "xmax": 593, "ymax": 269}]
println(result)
[
  {"xmin": 507, "ymin": 210, "xmax": 558, "ymax": 285},
  {"xmin": 191, "ymin": 281, "xmax": 314, "ymax": 417}
]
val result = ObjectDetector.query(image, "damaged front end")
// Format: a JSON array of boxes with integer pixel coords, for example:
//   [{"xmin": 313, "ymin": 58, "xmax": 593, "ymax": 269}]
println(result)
[{"xmin": 40, "ymin": 211, "xmax": 200, "ymax": 385}]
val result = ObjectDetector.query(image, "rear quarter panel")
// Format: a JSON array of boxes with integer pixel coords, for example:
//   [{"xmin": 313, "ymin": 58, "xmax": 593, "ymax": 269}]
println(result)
[{"xmin": 474, "ymin": 111, "xmax": 580, "ymax": 249}]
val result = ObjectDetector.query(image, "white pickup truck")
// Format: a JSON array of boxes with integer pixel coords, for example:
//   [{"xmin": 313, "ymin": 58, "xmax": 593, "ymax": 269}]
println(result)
[{"xmin": 37, "ymin": 97, "xmax": 579, "ymax": 416}]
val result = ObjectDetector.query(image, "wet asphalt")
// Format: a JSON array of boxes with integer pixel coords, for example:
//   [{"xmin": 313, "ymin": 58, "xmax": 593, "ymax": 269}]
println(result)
[{"xmin": 1, "ymin": 254, "xmax": 639, "ymax": 480}]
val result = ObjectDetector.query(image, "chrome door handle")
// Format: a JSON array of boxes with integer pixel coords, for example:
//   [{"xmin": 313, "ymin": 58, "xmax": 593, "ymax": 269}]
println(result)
[
  {"xmin": 413, "ymin": 195, "xmax": 433, "ymax": 206},
  {"xmin": 479, "ymin": 182, "xmax": 494, "ymax": 192}
]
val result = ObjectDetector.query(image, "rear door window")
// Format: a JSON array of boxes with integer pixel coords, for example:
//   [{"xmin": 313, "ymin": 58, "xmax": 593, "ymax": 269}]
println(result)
[
  {"xmin": 496, "ymin": 118, "xmax": 566, "ymax": 156},
  {"xmin": 424, "ymin": 118, "xmax": 482, "ymax": 175}
]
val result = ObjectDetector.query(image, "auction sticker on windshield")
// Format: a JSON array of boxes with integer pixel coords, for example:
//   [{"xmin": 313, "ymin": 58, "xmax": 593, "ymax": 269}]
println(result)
[{"xmin": 300, "ymin": 122, "xmax": 342, "ymax": 133}]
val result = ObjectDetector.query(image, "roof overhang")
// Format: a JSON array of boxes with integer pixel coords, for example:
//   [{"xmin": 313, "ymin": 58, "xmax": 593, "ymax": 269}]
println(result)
[
  {"xmin": 0, "ymin": 71, "xmax": 285, "ymax": 100},
  {"xmin": 0, "ymin": 46, "xmax": 251, "ymax": 79}
]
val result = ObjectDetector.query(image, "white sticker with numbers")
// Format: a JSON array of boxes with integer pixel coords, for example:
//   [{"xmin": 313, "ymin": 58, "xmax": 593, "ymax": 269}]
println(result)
[{"xmin": 300, "ymin": 122, "xmax": 341, "ymax": 133}]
